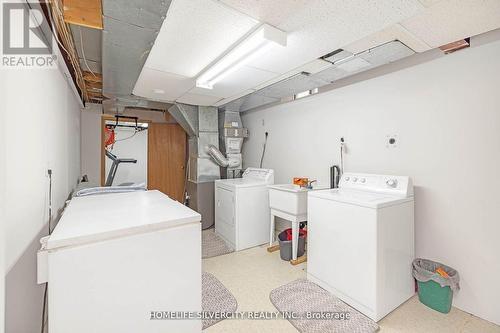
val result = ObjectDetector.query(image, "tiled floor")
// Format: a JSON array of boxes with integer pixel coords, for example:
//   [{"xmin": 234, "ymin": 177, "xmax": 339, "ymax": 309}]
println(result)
[{"xmin": 203, "ymin": 245, "xmax": 500, "ymax": 333}]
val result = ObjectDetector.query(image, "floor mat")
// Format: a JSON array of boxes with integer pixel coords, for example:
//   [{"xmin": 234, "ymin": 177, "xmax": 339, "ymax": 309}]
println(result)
[
  {"xmin": 270, "ymin": 279, "xmax": 379, "ymax": 333},
  {"xmin": 202, "ymin": 229, "xmax": 233, "ymax": 259},
  {"xmin": 202, "ymin": 272, "xmax": 237, "ymax": 330}
]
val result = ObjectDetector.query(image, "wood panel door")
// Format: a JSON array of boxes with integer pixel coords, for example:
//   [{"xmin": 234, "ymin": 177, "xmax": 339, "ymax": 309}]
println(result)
[{"xmin": 147, "ymin": 123, "xmax": 186, "ymax": 202}]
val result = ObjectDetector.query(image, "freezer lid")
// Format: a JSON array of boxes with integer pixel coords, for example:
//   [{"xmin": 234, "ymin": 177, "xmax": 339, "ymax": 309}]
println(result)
[{"xmin": 46, "ymin": 190, "xmax": 201, "ymax": 250}]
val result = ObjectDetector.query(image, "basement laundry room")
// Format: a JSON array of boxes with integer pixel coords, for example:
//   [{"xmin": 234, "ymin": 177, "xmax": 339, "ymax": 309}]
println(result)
[{"xmin": 2, "ymin": 0, "xmax": 500, "ymax": 332}]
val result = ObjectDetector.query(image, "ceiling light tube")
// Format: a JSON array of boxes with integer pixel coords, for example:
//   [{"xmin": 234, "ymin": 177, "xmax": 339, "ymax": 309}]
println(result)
[{"xmin": 196, "ymin": 24, "xmax": 287, "ymax": 89}]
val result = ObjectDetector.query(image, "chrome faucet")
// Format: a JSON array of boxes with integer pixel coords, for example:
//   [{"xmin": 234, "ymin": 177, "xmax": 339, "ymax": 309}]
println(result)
[{"xmin": 305, "ymin": 180, "xmax": 317, "ymax": 189}]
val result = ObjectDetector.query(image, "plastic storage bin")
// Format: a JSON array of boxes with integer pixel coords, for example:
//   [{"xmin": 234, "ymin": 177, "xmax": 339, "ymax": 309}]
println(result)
[{"xmin": 278, "ymin": 229, "xmax": 306, "ymax": 261}]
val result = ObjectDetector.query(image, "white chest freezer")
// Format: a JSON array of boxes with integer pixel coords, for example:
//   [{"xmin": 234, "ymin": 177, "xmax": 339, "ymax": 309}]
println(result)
[{"xmin": 38, "ymin": 190, "xmax": 202, "ymax": 333}]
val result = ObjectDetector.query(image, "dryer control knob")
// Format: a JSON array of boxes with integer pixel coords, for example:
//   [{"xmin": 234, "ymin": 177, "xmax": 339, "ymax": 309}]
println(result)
[
  {"xmin": 360, "ymin": 178, "xmax": 366, "ymax": 183},
  {"xmin": 345, "ymin": 177, "xmax": 350, "ymax": 181},
  {"xmin": 353, "ymin": 177, "xmax": 358, "ymax": 182},
  {"xmin": 386, "ymin": 179, "xmax": 398, "ymax": 188}
]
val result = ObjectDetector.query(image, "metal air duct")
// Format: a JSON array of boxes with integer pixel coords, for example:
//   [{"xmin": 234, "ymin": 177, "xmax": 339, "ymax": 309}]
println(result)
[{"xmin": 102, "ymin": 0, "xmax": 171, "ymax": 109}]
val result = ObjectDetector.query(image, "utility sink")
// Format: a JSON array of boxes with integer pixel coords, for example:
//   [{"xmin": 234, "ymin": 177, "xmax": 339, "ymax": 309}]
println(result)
[{"xmin": 268, "ymin": 184, "xmax": 328, "ymax": 217}]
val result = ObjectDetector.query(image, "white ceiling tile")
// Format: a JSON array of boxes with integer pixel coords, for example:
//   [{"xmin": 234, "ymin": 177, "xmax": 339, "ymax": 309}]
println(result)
[
  {"xmin": 136, "ymin": 0, "xmax": 427, "ymax": 106},
  {"xmin": 132, "ymin": 67, "xmax": 195, "ymax": 102},
  {"xmin": 176, "ymin": 93, "xmax": 223, "ymax": 106},
  {"xmin": 144, "ymin": 0, "xmax": 258, "ymax": 77},
  {"xmin": 299, "ymin": 59, "xmax": 333, "ymax": 74},
  {"xmin": 189, "ymin": 65, "xmax": 277, "ymax": 98},
  {"xmin": 357, "ymin": 40, "xmax": 415, "ymax": 65},
  {"xmin": 344, "ymin": 23, "xmax": 431, "ymax": 54},
  {"xmin": 336, "ymin": 57, "xmax": 372, "ymax": 72},
  {"xmin": 401, "ymin": 0, "xmax": 500, "ymax": 48},
  {"xmin": 223, "ymin": 0, "xmax": 424, "ymax": 74},
  {"xmin": 218, "ymin": 0, "xmax": 311, "ymax": 27}
]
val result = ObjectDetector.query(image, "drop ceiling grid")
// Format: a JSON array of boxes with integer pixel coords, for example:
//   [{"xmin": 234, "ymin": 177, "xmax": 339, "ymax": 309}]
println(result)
[
  {"xmin": 209, "ymin": 0, "xmax": 425, "ymax": 106},
  {"xmin": 144, "ymin": 0, "xmax": 259, "ymax": 77},
  {"xmin": 221, "ymin": 0, "xmax": 425, "ymax": 75},
  {"xmin": 134, "ymin": 0, "xmax": 500, "ymax": 107},
  {"xmin": 134, "ymin": 0, "xmax": 426, "ymax": 105}
]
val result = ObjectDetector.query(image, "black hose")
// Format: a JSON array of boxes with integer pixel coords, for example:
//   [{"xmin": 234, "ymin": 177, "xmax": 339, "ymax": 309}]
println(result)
[{"xmin": 259, "ymin": 132, "xmax": 269, "ymax": 168}]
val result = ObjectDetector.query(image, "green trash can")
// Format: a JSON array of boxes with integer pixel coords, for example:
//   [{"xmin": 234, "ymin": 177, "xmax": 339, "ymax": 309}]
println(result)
[
  {"xmin": 412, "ymin": 259, "xmax": 460, "ymax": 314},
  {"xmin": 417, "ymin": 280, "xmax": 453, "ymax": 313}
]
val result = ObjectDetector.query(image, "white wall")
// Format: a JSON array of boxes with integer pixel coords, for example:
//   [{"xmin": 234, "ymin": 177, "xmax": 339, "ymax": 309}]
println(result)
[
  {"xmin": 1, "ymin": 65, "xmax": 81, "ymax": 332},
  {"xmin": 0, "ymin": 65, "xmax": 6, "ymax": 333},
  {"xmin": 81, "ymin": 104, "xmax": 102, "ymax": 185},
  {"xmin": 242, "ymin": 35, "xmax": 500, "ymax": 325}
]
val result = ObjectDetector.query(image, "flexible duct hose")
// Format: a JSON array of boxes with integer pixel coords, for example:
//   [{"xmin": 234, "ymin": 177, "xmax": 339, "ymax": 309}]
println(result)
[{"xmin": 207, "ymin": 145, "xmax": 239, "ymax": 168}]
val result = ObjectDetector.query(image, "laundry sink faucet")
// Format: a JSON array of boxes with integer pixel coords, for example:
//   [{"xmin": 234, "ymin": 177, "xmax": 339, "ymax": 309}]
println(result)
[{"xmin": 305, "ymin": 180, "xmax": 317, "ymax": 189}]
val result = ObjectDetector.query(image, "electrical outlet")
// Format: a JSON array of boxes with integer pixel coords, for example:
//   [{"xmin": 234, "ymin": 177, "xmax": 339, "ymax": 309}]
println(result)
[{"xmin": 261, "ymin": 119, "xmax": 265, "ymax": 126}]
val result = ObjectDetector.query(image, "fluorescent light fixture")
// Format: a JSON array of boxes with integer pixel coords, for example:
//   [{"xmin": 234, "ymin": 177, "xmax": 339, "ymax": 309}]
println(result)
[{"xmin": 196, "ymin": 24, "xmax": 287, "ymax": 89}]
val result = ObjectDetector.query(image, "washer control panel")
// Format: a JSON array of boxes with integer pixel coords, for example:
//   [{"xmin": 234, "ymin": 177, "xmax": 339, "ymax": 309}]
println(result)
[
  {"xmin": 339, "ymin": 172, "xmax": 413, "ymax": 197},
  {"xmin": 243, "ymin": 168, "xmax": 275, "ymax": 183}
]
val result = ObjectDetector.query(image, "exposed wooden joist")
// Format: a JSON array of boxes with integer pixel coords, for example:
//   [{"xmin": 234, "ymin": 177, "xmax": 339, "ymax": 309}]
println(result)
[
  {"xmin": 63, "ymin": 0, "xmax": 103, "ymax": 30},
  {"xmin": 83, "ymin": 71, "xmax": 102, "ymax": 83},
  {"xmin": 85, "ymin": 80, "xmax": 102, "ymax": 89},
  {"xmin": 49, "ymin": 0, "xmax": 88, "ymax": 102},
  {"xmin": 82, "ymin": 70, "xmax": 103, "ymax": 103}
]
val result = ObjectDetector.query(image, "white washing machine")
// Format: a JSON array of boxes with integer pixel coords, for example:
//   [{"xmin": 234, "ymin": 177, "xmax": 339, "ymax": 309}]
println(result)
[
  {"xmin": 215, "ymin": 168, "xmax": 274, "ymax": 251},
  {"xmin": 307, "ymin": 172, "xmax": 414, "ymax": 322}
]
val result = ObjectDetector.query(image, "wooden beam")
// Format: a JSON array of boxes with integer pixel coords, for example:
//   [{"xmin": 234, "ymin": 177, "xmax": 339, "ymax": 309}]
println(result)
[
  {"xmin": 83, "ymin": 71, "xmax": 102, "ymax": 83},
  {"xmin": 85, "ymin": 80, "xmax": 102, "ymax": 90},
  {"xmin": 88, "ymin": 93, "xmax": 103, "ymax": 101},
  {"xmin": 267, "ymin": 245, "xmax": 280, "ymax": 253},
  {"xmin": 290, "ymin": 255, "xmax": 307, "ymax": 266},
  {"xmin": 63, "ymin": 0, "xmax": 103, "ymax": 30},
  {"xmin": 49, "ymin": 0, "xmax": 88, "ymax": 102}
]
